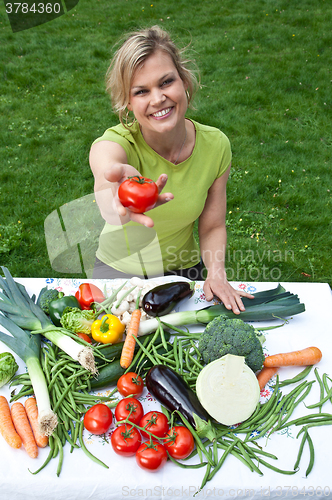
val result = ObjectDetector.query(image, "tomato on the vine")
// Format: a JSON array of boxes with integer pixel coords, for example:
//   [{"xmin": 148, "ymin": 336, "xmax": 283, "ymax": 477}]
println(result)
[
  {"xmin": 117, "ymin": 372, "xmax": 144, "ymax": 398},
  {"xmin": 139, "ymin": 411, "xmax": 169, "ymax": 439},
  {"xmin": 136, "ymin": 441, "xmax": 167, "ymax": 472},
  {"xmin": 111, "ymin": 424, "xmax": 142, "ymax": 456},
  {"xmin": 118, "ymin": 176, "xmax": 159, "ymax": 214},
  {"xmin": 115, "ymin": 397, "xmax": 144, "ymax": 425},
  {"xmin": 164, "ymin": 426, "xmax": 195, "ymax": 459},
  {"xmin": 83, "ymin": 404, "xmax": 113, "ymax": 435}
]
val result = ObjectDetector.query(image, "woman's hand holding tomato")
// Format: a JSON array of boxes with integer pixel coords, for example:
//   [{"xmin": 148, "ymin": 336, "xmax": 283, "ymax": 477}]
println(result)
[{"xmin": 105, "ymin": 164, "xmax": 174, "ymax": 228}]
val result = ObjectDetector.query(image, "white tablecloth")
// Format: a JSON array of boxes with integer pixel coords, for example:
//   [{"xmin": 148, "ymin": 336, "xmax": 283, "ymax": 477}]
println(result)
[{"xmin": 0, "ymin": 279, "xmax": 332, "ymax": 500}]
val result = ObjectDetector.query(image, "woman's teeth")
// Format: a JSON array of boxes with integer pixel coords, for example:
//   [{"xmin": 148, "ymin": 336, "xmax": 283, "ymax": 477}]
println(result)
[{"xmin": 152, "ymin": 107, "xmax": 172, "ymax": 117}]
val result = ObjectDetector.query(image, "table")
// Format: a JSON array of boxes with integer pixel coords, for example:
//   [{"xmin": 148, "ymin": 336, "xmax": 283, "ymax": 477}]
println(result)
[{"xmin": 0, "ymin": 279, "xmax": 332, "ymax": 500}]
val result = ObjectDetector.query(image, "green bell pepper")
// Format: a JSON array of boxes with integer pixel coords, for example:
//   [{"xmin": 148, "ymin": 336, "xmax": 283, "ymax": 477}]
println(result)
[{"xmin": 49, "ymin": 295, "xmax": 81, "ymax": 326}]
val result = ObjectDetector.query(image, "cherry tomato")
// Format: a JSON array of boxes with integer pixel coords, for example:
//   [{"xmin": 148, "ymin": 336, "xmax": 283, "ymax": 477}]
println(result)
[
  {"xmin": 118, "ymin": 176, "xmax": 159, "ymax": 214},
  {"xmin": 115, "ymin": 397, "xmax": 144, "ymax": 425},
  {"xmin": 139, "ymin": 411, "xmax": 169, "ymax": 439},
  {"xmin": 83, "ymin": 404, "xmax": 113, "ymax": 435},
  {"xmin": 117, "ymin": 372, "xmax": 144, "ymax": 398},
  {"xmin": 136, "ymin": 440, "xmax": 167, "ymax": 472},
  {"xmin": 164, "ymin": 426, "xmax": 195, "ymax": 459},
  {"xmin": 111, "ymin": 424, "xmax": 142, "ymax": 456},
  {"xmin": 76, "ymin": 332, "xmax": 92, "ymax": 344}
]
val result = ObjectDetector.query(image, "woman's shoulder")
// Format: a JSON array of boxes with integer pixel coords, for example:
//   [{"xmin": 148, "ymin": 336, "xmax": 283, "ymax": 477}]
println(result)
[
  {"xmin": 92, "ymin": 122, "xmax": 140, "ymax": 145},
  {"xmin": 191, "ymin": 119, "xmax": 230, "ymax": 147}
]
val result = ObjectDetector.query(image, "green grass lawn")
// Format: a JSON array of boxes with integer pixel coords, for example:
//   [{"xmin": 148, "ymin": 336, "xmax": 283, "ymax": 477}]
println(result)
[{"xmin": 1, "ymin": 0, "xmax": 331, "ymax": 286}]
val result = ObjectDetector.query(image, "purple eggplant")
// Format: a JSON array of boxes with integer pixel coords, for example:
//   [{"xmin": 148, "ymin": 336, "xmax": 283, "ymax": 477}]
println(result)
[
  {"xmin": 142, "ymin": 280, "xmax": 195, "ymax": 317},
  {"xmin": 145, "ymin": 364, "xmax": 216, "ymax": 440}
]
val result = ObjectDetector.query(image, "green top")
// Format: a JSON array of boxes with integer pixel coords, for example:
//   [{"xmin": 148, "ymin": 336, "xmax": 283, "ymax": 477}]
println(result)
[{"xmin": 93, "ymin": 119, "xmax": 232, "ymax": 277}]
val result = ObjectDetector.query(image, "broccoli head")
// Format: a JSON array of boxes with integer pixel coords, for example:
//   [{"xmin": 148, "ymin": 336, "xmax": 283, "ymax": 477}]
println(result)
[
  {"xmin": 37, "ymin": 287, "xmax": 63, "ymax": 314},
  {"xmin": 198, "ymin": 315, "xmax": 265, "ymax": 373}
]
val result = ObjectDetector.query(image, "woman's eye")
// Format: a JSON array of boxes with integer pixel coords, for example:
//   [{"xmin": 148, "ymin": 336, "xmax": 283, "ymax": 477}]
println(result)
[
  {"xmin": 162, "ymin": 78, "xmax": 173, "ymax": 86},
  {"xmin": 134, "ymin": 89, "xmax": 147, "ymax": 96}
]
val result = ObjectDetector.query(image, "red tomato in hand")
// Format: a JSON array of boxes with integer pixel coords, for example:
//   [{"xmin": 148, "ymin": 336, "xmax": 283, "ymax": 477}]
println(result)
[
  {"xmin": 111, "ymin": 424, "xmax": 142, "ymax": 456},
  {"xmin": 118, "ymin": 176, "xmax": 159, "ymax": 214},
  {"xmin": 164, "ymin": 426, "xmax": 195, "ymax": 459},
  {"xmin": 117, "ymin": 372, "xmax": 144, "ymax": 398},
  {"xmin": 136, "ymin": 441, "xmax": 167, "ymax": 472},
  {"xmin": 83, "ymin": 404, "xmax": 113, "ymax": 435},
  {"xmin": 115, "ymin": 397, "xmax": 144, "ymax": 424},
  {"xmin": 139, "ymin": 411, "xmax": 169, "ymax": 439}
]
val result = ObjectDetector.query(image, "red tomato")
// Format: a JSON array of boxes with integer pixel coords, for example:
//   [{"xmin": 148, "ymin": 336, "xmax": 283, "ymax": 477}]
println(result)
[
  {"xmin": 83, "ymin": 404, "xmax": 113, "ymax": 435},
  {"xmin": 118, "ymin": 176, "xmax": 159, "ymax": 214},
  {"xmin": 136, "ymin": 441, "xmax": 167, "ymax": 472},
  {"xmin": 115, "ymin": 397, "xmax": 144, "ymax": 425},
  {"xmin": 139, "ymin": 411, "xmax": 169, "ymax": 439},
  {"xmin": 164, "ymin": 426, "xmax": 195, "ymax": 459},
  {"xmin": 111, "ymin": 424, "xmax": 142, "ymax": 456},
  {"xmin": 75, "ymin": 283, "xmax": 105, "ymax": 310},
  {"xmin": 117, "ymin": 372, "xmax": 144, "ymax": 398},
  {"xmin": 76, "ymin": 332, "xmax": 92, "ymax": 344}
]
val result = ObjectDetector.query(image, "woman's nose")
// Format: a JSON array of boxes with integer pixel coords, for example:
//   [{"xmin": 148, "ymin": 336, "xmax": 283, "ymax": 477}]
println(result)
[{"xmin": 150, "ymin": 87, "xmax": 166, "ymax": 106}]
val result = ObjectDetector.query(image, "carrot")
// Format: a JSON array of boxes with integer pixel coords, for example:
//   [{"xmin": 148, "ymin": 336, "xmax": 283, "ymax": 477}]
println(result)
[
  {"xmin": 257, "ymin": 366, "xmax": 279, "ymax": 390},
  {"xmin": 263, "ymin": 347, "xmax": 322, "ymax": 368},
  {"xmin": 0, "ymin": 396, "xmax": 22, "ymax": 449},
  {"xmin": 120, "ymin": 308, "xmax": 142, "ymax": 369},
  {"xmin": 25, "ymin": 398, "xmax": 49, "ymax": 448},
  {"xmin": 11, "ymin": 402, "xmax": 38, "ymax": 458}
]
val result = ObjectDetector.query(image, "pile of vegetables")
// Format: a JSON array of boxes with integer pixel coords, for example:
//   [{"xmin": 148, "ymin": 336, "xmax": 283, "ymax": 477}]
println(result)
[{"xmin": 1, "ymin": 267, "xmax": 331, "ymax": 488}]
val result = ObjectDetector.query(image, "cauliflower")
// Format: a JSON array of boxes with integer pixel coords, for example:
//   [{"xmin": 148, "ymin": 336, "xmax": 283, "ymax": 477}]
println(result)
[{"xmin": 198, "ymin": 315, "xmax": 265, "ymax": 373}]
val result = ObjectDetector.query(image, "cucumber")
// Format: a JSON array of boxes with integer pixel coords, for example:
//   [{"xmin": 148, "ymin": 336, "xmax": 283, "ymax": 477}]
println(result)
[{"xmin": 90, "ymin": 332, "xmax": 171, "ymax": 390}]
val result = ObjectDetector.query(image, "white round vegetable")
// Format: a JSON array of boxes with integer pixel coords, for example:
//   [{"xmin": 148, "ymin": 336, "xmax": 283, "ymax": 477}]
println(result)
[{"xmin": 196, "ymin": 354, "xmax": 260, "ymax": 426}]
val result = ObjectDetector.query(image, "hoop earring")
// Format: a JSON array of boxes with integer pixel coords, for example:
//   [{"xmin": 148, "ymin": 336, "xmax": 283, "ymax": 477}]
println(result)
[{"xmin": 125, "ymin": 109, "xmax": 136, "ymax": 127}]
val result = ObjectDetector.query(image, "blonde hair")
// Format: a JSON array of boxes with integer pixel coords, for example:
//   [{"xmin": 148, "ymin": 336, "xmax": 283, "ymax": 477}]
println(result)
[{"xmin": 105, "ymin": 25, "xmax": 199, "ymax": 127}]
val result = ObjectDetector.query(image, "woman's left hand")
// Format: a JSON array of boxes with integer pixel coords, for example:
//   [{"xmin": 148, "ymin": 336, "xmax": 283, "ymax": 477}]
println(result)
[{"xmin": 203, "ymin": 276, "xmax": 254, "ymax": 315}]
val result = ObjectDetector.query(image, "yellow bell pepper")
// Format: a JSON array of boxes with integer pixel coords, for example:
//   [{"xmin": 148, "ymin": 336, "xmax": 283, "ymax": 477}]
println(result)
[{"xmin": 91, "ymin": 314, "xmax": 125, "ymax": 344}]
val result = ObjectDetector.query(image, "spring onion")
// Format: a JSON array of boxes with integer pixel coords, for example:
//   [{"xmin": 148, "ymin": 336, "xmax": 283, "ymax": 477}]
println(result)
[
  {"xmin": 0, "ymin": 315, "xmax": 58, "ymax": 436},
  {"xmin": 138, "ymin": 284, "xmax": 305, "ymax": 335},
  {"xmin": 0, "ymin": 267, "xmax": 96, "ymax": 373}
]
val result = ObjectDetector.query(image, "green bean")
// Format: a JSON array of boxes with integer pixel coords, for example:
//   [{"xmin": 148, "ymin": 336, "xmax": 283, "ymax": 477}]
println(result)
[
  {"xmin": 152, "ymin": 346, "xmax": 177, "ymax": 366},
  {"xmin": 278, "ymin": 366, "xmax": 313, "ymax": 387},
  {"xmin": 134, "ymin": 336, "xmax": 159, "ymax": 366},
  {"xmin": 167, "ymin": 452, "xmax": 208, "ymax": 469},
  {"xmin": 178, "ymin": 339, "xmax": 183, "ymax": 374},
  {"xmin": 188, "ymin": 353, "xmax": 203, "ymax": 371},
  {"xmin": 306, "ymin": 384, "xmax": 332, "ymax": 410},
  {"xmin": 29, "ymin": 437, "xmax": 55, "ymax": 475},
  {"xmin": 305, "ymin": 432, "xmax": 315, "ymax": 477},
  {"xmin": 294, "ymin": 428, "xmax": 308, "ymax": 470},
  {"xmin": 199, "ymin": 448, "xmax": 213, "ymax": 490},
  {"xmin": 216, "ymin": 440, "xmax": 254, "ymax": 471},
  {"xmin": 78, "ymin": 421, "xmax": 109, "ymax": 469},
  {"xmin": 258, "ymin": 457, "xmax": 299, "ymax": 474},
  {"xmin": 173, "ymin": 336, "xmax": 180, "ymax": 372},
  {"xmin": 208, "ymin": 439, "xmax": 238, "ymax": 481}
]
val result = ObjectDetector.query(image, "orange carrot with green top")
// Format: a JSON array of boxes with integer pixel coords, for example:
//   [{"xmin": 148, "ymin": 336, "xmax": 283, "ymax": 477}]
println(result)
[
  {"xmin": 11, "ymin": 401, "xmax": 38, "ymax": 458},
  {"xmin": 263, "ymin": 347, "xmax": 322, "ymax": 368},
  {"xmin": 257, "ymin": 366, "xmax": 279, "ymax": 390},
  {"xmin": 25, "ymin": 397, "xmax": 49, "ymax": 448},
  {"xmin": 0, "ymin": 395, "xmax": 22, "ymax": 449}
]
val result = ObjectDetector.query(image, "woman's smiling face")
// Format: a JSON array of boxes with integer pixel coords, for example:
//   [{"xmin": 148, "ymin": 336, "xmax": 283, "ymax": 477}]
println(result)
[{"xmin": 127, "ymin": 50, "xmax": 188, "ymax": 136}]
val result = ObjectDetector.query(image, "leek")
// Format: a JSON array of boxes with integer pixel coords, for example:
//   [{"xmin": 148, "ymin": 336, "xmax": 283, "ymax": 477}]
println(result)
[
  {"xmin": 0, "ymin": 315, "xmax": 58, "ymax": 436},
  {"xmin": 0, "ymin": 267, "xmax": 96, "ymax": 373},
  {"xmin": 138, "ymin": 284, "xmax": 305, "ymax": 335}
]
